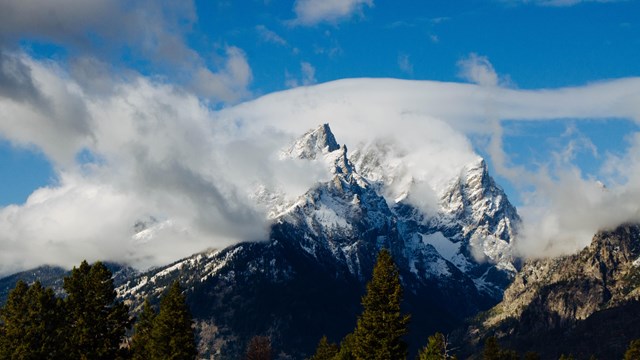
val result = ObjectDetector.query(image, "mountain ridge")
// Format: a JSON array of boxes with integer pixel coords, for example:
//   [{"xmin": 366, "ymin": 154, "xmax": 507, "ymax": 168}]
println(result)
[
  {"xmin": 458, "ymin": 223, "xmax": 640, "ymax": 359},
  {"xmin": 1, "ymin": 124, "xmax": 522, "ymax": 359}
]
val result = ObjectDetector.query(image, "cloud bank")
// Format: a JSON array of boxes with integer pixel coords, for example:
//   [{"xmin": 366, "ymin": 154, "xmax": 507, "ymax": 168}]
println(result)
[{"xmin": 1, "ymin": 47, "xmax": 640, "ymax": 274}]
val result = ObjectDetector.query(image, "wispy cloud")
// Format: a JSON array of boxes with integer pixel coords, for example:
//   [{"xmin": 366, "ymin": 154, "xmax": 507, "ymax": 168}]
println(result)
[
  {"xmin": 285, "ymin": 61, "xmax": 317, "ymax": 88},
  {"xmin": 256, "ymin": 25, "xmax": 287, "ymax": 46},
  {"xmin": 191, "ymin": 46, "xmax": 253, "ymax": 103},
  {"xmin": 457, "ymin": 53, "xmax": 500, "ymax": 87},
  {"xmin": 292, "ymin": 0, "xmax": 374, "ymax": 26},
  {"xmin": 397, "ymin": 53, "xmax": 414, "ymax": 75}
]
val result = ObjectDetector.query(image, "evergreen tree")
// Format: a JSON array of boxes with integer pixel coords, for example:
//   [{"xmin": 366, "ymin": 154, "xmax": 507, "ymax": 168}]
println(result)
[
  {"xmin": 483, "ymin": 337, "xmax": 501, "ymax": 360},
  {"xmin": 482, "ymin": 337, "xmax": 518, "ymax": 360},
  {"xmin": 131, "ymin": 298, "xmax": 156, "ymax": 360},
  {"xmin": 523, "ymin": 352, "xmax": 541, "ymax": 360},
  {"xmin": 309, "ymin": 335, "xmax": 339, "ymax": 360},
  {"xmin": 245, "ymin": 335, "xmax": 272, "ymax": 360},
  {"xmin": 150, "ymin": 281, "xmax": 197, "ymax": 360},
  {"xmin": 62, "ymin": 260, "xmax": 131, "ymax": 360},
  {"xmin": 0, "ymin": 280, "xmax": 64, "ymax": 360},
  {"xmin": 625, "ymin": 339, "xmax": 640, "ymax": 360},
  {"xmin": 335, "ymin": 333, "xmax": 356, "ymax": 360},
  {"xmin": 352, "ymin": 249, "xmax": 410, "ymax": 360},
  {"xmin": 418, "ymin": 332, "xmax": 456, "ymax": 360}
]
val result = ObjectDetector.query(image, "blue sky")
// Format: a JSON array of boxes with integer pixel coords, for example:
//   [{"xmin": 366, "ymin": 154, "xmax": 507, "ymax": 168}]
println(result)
[{"xmin": 0, "ymin": 0, "xmax": 639, "ymax": 272}]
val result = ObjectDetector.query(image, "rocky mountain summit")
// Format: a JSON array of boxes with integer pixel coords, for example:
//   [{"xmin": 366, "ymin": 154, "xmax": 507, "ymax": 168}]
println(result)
[
  {"xmin": 1, "ymin": 124, "xmax": 521, "ymax": 359},
  {"xmin": 460, "ymin": 223, "xmax": 640, "ymax": 359},
  {"xmin": 112, "ymin": 124, "xmax": 521, "ymax": 358}
]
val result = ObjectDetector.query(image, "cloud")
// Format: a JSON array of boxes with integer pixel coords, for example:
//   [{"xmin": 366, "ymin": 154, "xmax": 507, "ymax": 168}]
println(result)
[
  {"xmin": 0, "ymin": 0, "xmax": 197, "ymax": 65},
  {"xmin": 256, "ymin": 25, "xmax": 287, "ymax": 46},
  {"xmin": 457, "ymin": 53, "xmax": 500, "ymax": 87},
  {"xmin": 191, "ymin": 47, "xmax": 253, "ymax": 103},
  {"xmin": 0, "ymin": 54, "xmax": 324, "ymax": 275},
  {"xmin": 292, "ymin": 0, "xmax": 374, "ymax": 26},
  {"xmin": 2, "ymin": 49, "xmax": 640, "ymax": 274},
  {"xmin": 219, "ymin": 76, "xmax": 640, "ymax": 261},
  {"xmin": 397, "ymin": 53, "xmax": 414, "ymax": 75},
  {"xmin": 285, "ymin": 61, "xmax": 317, "ymax": 88},
  {"xmin": 0, "ymin": 0, "xmax": 253, "ymax": 103}
]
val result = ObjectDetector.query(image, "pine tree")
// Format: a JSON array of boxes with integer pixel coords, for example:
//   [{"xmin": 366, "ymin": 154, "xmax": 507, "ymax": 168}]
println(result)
[
  {"xmin": 131, "ymin": 298, "xmax": 156, "ymax": 360},
  {"xmin": 483, "ymin": 337, "xmax": 518, "ymax": 360},
  {"xmin": 150, "ymin": 281, "xmax": 197, "ymax": 360},
  {"xmin": 62, "ymin": 260, "xmax": 131, "ymax": 360},
  {"xmin": 309, "ymin": 335, "xmax": 339, "ymax": 360},
  {"xmin": 418, "ymin": 332, "xmax": 456, "ymax": 360},
  {"xmin": 483, "ymin": 337, "xmax": 501, "ymax": 360},
  {"xmin": 625, "ymin": 339, "xmax": 640, "ymax": 360},
  {"xmin": 523, "ymin": 352, "xmax": 541, "ymax": 360},
  {"xmin": 245, "ymin": 335, "xmax": 272, "ymax": 360},
  {"xmin": 335, "ymin": 333, "xmax": 356, "ymax": 360},
  {"xmin": 352, "ymin": 249, "xmax": 410, "ymax": 360},
  {"xmin": 0, "ymin": 280, "xmax": 64, "ymax": 359}
]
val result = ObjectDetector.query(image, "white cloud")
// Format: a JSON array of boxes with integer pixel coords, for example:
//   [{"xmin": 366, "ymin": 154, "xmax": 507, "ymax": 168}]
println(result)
[
  {"xmin": 457, "ymin": 53, "xmax": 500, "ymax": 87},
  {"xmin": 256, "ymin": 25, "xmax": 287, "ymax": 46},
  {"xmin": 191, "ymin": 47, "xmax": 253, "ymax": 103},
  {"xmin": 0, "ymin": 0, "xmax": 253, "ymax": 104},
  {"xmin": 301, "ymin": 62, "xmax": 317, "ymax": 85},
  {"xmin": 285, "ymin": 61, "xmax": 317, "ymax": 88},
  {"xmin": 292, "ymin": 0, "xmax": 374, "ymax": 26},
  {"xmin": 398, "ymin": 53, "xmax": 414, "ymax": 75},
  {"xmin": 0, "ymin": 0, "xmax": 198, "ymax": 66},
  {"xmin": 2, "ymin": 50, "xmax": 640, "ymax": 274}
]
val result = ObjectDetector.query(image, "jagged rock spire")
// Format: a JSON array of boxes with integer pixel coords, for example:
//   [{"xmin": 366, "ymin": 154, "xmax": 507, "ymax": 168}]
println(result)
[{"xmin": 281, "ymin": 123, "xmax": 340, "ymax": 160}]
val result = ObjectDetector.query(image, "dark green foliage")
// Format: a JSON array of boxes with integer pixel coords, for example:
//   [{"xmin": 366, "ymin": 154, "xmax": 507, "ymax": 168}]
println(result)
[
  {"xmin": 418, "ymin": 332, "xmax": 456, "ymax": 360},
  {"xmin": 352, "ymin": 249, "xmax": 410, "ymax": 360},
  {"xmin": 625, "ymin": 340, "xmax": 640, "ymax": 360},
  {"xmin": 482, "ymin": 337, "xmax": 518, "ymax": 360},
  {"xmin": 558, "ymin": 355, "xmax": 575, "ymax": 360},
  {"xmin": 335, "ymin": 333, "xmax": 356, "ymax": 360},
  {"xmin": 151, "ymin": 281, "xmax": 197, "ymax": 360},
  {"xmin": 309, "ymin": 336, "xmax": 339, "ymax": 360},
  {"xmin": 523, "ymin": 351, "xmax": 541, "ymax": 360},
  {"xmin": 0, "ymin": 281, "xmax": 64, "ymax": 359},
  {"xmin": 62, "ymin": 260, "xmax": 131, "ymax": 360},
  {"xmin": 131, "ymin": 298, "xmax": 156, "ymax": 360},
  {"xmin": 483, "ymin": 337, "xmax": 501, "ymax": 360},
  {"xmin": 245, "ymin": 335, "xmax": 272, "ymax": 360}
]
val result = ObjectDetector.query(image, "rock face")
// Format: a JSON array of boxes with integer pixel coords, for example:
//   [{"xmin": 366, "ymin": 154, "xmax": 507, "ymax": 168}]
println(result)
[
  {"xmin": 113, "ymin": 124, "xmax": 521, "ymax": 359},
  {"xmin": 460, "ymin": 224, "xmax": 640, "ymax": 359}
]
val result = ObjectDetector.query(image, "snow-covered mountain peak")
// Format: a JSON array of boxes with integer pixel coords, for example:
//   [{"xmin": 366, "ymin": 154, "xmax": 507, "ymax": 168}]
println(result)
[{"xmin": 281, "ymin": 123, "xmax": 340, "ymax": 160}]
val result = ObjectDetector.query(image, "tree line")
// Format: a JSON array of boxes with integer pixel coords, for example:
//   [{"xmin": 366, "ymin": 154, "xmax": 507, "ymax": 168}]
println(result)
[
  {"xmin": 3, "ymin": 253, "xmax": 640, "ymax": 359},
  {"xmin": 0, "ymin": 261, "xmax": 196, "ymax": 360}
]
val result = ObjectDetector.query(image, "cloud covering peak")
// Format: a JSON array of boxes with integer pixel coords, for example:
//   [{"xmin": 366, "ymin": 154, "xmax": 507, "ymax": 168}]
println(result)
[{"xmin": 1, "ymin": 49, "xmax": 640, "ymax": 275}]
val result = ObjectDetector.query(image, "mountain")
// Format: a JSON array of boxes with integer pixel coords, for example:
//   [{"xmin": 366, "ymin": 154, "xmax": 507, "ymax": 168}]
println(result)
[
  {"xmin": 113, "ymin": 124, "xmax": 521, "ymax": 358},
  {"xmin": 0, "ymin": 263, "xmax": 136, "ymax": 305},
  {"xmin": 350, "ymin": 139, "xmax": 520, "ymax": 298},
  {"xmin": 458, "ymin": 223, "xmax": 640, "ymax": 359}
]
